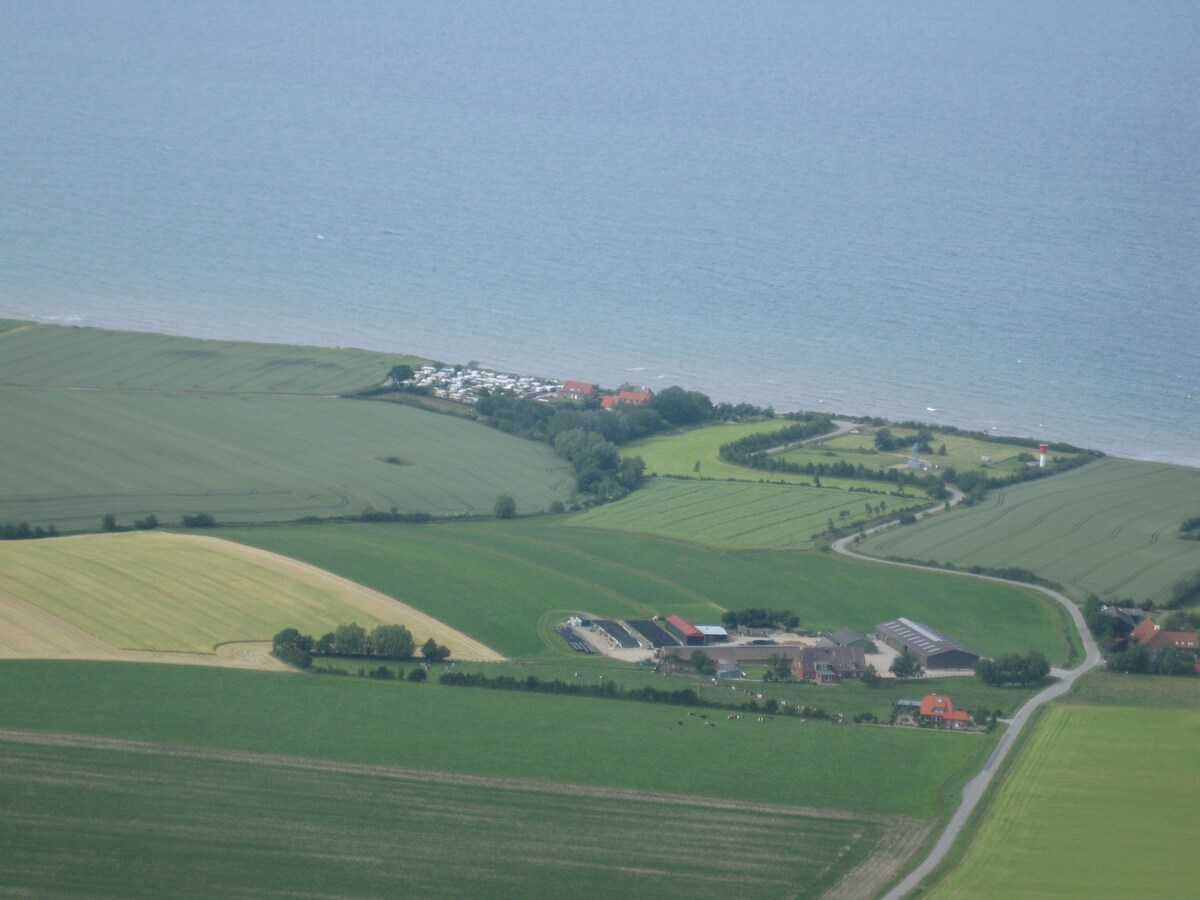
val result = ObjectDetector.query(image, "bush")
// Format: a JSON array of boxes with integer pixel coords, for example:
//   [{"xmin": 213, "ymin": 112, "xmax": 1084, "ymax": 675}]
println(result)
[
  {"xmin": 181, "ymin": 513, "xmax": 216, "ymax": 528},
  {"xmin": 407, "ymin": 667, "xmax": 428, "ymax": 682}
]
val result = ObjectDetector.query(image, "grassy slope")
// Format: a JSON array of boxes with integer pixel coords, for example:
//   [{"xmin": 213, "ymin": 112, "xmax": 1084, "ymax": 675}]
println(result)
[
  {"xmin": 0, "ymin": 325, "xmax": 573, "ymax": 528},
  {"xmin": 0, "ymin": 735, "xmax": 900, "ymax": 900},
  {"xmin": 0, "ymin": 660, "xmax": 987, "ymax": 819},
  {"xmin": 857, "ymin": 457, "xmax": 1200, "ymax": 604},
  {"xmin": 567, "ymin": 477, "xmax": 929, "ymax": 550},
  {"xmin": 216, "ymin": 518, "xmax": 1073, "ymax": 664},
  {"xmin": 0, "ymin": 532, "xmax": 405, "ymax": 652},
  {"xmin": 928, "ymin": 701, "xmax": 1198, "ymax": 899}
]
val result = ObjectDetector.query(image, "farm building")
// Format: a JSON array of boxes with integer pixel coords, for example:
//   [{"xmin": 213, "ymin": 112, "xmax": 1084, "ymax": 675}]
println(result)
[
  {"xmin": 700, "ymin": 644, "xmax": 804, "ymax": 666},
  {"xmin": 875, "ymin": 617, "xmax": 979, "ymax": 670},
  {"xmin": 791, "ymin": 646, "xmax": 866, "ymax": 684},
  {"xmin": 664, "ymin": 615, "xmax": 706, "ymax": 646},
  {"xmin": 1130, "ymin": 618, "xmax": 1199, "ymax": 656},
  {"xmin": 828, "ymin": 629, "xmax": 876, "ymax": 650},
  {"xmin": 1101, "ymin": 605, "xmax": 1144, "ymax": 639},
  {"xmin": 918, "ymin": 694, "xmax": 974, "ymax": 729},
  {"xmin": 695, "ymin": 625, "xmax": 728, "ymax": 642}
]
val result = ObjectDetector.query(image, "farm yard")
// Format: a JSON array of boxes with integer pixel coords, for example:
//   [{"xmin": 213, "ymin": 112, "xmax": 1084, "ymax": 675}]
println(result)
[
  {"xmin": 0, "ymin": 327, "xmax": 572, "ymax": 529},
  {"xmin": 567, "ymin": 477, "xmax": 926, "ymax": 551},
  {"xmin": 0, "ymin": 532, "xmax": 500, "ymax": 661},
  {"xmin": 217, "ymin": 518, "xmax": 1075, "ymax": 665},
  {"xmin": 857, "ymin": 458, "xmax": 1200, "ymax": 605}
]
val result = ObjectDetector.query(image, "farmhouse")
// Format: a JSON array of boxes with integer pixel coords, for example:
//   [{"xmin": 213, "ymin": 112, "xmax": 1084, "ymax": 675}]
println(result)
[
  {"xmin": 559, "ymin": 380, "xmax": 597, "ymax": 402},
  {"xmin": 875, "ymin": 617, "xmax": 980, "ymax": 670},
  {"xmin": 1130, "ymin": 618, "xmax": 1199, "ymax": 655},
  {"xmin": 1102, "ymin": 605, "xmax": 1144, "ymax": 639},
  {"xmin": 918, "ymin": 694, "xmax": 974, "ymax": 729},
  {"xmin": 791, "ymin": 646, "xmax": 866, "ymax": 684}
]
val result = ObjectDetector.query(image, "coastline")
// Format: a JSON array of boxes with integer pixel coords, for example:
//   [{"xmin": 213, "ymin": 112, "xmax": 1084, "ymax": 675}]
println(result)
[{"xmin": 7, "ymin": 311, "xmax": 1198, "ymax": 472}]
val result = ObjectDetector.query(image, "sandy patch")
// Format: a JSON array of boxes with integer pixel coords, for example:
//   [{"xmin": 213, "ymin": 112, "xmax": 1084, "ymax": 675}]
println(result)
[{"xmin": 149, "ymin": 532, "xmax": 505, "ymax": 662}]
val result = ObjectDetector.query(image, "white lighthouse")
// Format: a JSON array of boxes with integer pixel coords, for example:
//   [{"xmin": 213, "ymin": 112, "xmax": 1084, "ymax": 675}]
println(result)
[{"xmin": 1039, "ymin": 443, "xmax": 1049, "ymax": 467}]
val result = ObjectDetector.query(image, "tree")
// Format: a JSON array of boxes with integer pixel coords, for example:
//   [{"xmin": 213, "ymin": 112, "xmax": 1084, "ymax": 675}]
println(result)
[
  {"xmin": 133, "ymin": 514, "xmax": 158, "ymax": 530},
  {"xmin": 494, "ymin": 494, "xmax": 516, "ymax": 519},
  {"xmin": 407, "ymin": 667, "xmax": 428, "ymax": 682},
  {"xmin": 690, "ymin": 649, "xmax": 715, "ymax": 675},
  {"xmin": 862, "ymin": 664, "xmax": 880, "ymax": 687},
  {"xmin": 101, "ymin": 514, "xmax": 118, "ymax": 532},
  {"xmin": 890, "ymin": 647, "xmax": 924, "ymax": 678},
  {"xmin": 271, "ymin": 628, "xmax": 313, "ymax": 669},
  {"xmin": 1151, "ymin": 647, "xmax": 1194, "ymax": 676},
  {"xmin": 370, "ymin": 624, "xmax": 415, "ymax": 659},
  {"xmin": 334, "ymin": 622, "xmax": 367, "ymax": 656},
  {"xmin": 1107, "ymin": 642, "xmax": 1149, "ymax": 674},
  {"xmin": 763, "ymin": 653, "xmax": 792, "ymax": 682},
  {"xmin": 650, "ymin": 386, "xmax": 713, "ymax": 425},
  {"xmin": 547, "ymin": 500, "xmax": 565, "ymax": 514},
  {"xmin": 420, "ymin": 637, "xmax": 451, "ymax": 661},
  {"xmin": 389, "ymin": 363, "xmax": 414, "ymax": 383},
  {"xmin": 874, "ymin": 428, "xmax": 897, "ymax": 451}
]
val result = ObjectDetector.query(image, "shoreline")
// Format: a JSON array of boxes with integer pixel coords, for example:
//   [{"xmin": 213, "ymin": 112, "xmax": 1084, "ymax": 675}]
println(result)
[{"xmin": 6, "ymin": 311, "xmax": 1199, "ymax": 472}]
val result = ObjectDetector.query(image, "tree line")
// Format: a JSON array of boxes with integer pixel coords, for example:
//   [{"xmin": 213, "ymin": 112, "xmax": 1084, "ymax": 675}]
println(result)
[
  {"xmin": 272, "ymin": 623, "xmax": 450, "ymax": 669},
  {"xmin": 1, "ymin": 523, "xmax": 59, "ymax": 541}
]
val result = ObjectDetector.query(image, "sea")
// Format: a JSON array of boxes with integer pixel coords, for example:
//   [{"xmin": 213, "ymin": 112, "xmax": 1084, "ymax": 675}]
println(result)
[{"xmin": 2, "ymin": 1, "xmax": 1197, "ymax": 467}]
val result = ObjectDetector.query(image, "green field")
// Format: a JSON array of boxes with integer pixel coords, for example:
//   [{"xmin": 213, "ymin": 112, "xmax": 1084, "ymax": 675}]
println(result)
[
  {"xmin": 783, "ymin": 427, "xmax": 1080, "ymax": 477},
  {"xmin": 0, "ymin": 660, "xmax": 986, "ymax": 819},
  {"xmin": 0, "ymin": 734, "xmax": 919, "ymax": 900},
  {"xmin": 0, "ymin": 532, "xmax": 400, "ymax": 653},
  {"xmin": 216, "ymin": 518, "xmax": 1074, "ymax": 663},
  {"xmin": 857, "ymin": 457, "xmax": 1200, "ymax": 604},
  {"xmin": 568, "ymin": 477, "xmax": 928, "ymax": 550},
  {"xmin": 0, "ymin": 326, "xmax": 572, "ymax": 528},
  {"xmin": 928, "ymin": 703, "xmax": 1198, "ymax": 898},
  {"xmin": 0, "ymin": 322, "xmax": 409, "ymax": 393}
]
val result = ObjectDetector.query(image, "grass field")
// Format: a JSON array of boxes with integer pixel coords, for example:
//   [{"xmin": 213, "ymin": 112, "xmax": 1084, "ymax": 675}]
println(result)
[
  {"xmin": 0, "ymin": 732, "xmax": 925, "ymax": 900},
  {"xmin": 0, "ymin": 322, "xmax": 410, "ymax": 393},
  {"xmin": 0, "ymin": 532, "xmax": 498, "ymax": 659},
  {"xmin": 0, "ymin": 660, "xmax": 988, "ymax": 819},
  {"xmin": 567, "ymin": 477, "xmax": 928, "ymax": 550},
  {"xmin": 783, "ymin": 427, "xmax": 1081, "ymax": 477},
  {"xmin": 0, "ymin": 324, "xmax": 572, "ymax": 528},
  {"xmin": 216, "ymin": 518, "xmax": 1074, "ymax": 664},
  {"xmin": 927, "ymin": 703, "xmax": 1198, "ymax": 898},
  {"xmin": 856, "ymin": 457, "xmax": 1200, "ymax": 604}
]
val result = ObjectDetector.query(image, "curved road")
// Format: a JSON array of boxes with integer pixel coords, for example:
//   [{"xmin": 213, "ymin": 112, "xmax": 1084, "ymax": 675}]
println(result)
[{"xmin": 831, "ymin": 499, "xmax": 1102, "ymax": 899}]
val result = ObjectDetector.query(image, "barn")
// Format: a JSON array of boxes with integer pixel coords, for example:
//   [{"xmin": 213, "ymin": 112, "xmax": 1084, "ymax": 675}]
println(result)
[
  {"xmin": 665, "ymin": 615, "xmax": 706, "ymax": 646},
  {"xmin": 875, "ymin": 617, "xmax": 979, "ymax": 670}
]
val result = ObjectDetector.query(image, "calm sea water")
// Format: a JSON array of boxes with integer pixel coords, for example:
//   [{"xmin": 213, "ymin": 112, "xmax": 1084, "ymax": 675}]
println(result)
[{"xmin": 2, "ymin": 1, "xmax": 1198, "ymax": 466}]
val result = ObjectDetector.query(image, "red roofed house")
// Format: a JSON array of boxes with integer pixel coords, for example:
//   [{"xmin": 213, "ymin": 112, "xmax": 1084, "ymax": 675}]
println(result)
[
  {"xmin": 790, "ymin": 646, "xmax": 866, "ymax": 684},
  {"xmin": 1130, "ymin": 618, "xmax": 1200, "ymax": 655},
  {"xmin": 600, "ymin": 395, "xmax": 621, "ymax": 410},
  {"xmin": 617, "ymin": 390, "xmax": 654, "ymax": 404},
  {"xmin": 918, "ymin": 695, "xmax": 974, "ymax": 729},
  {"xmin": 560, "ymin": 381, "xmax": 597, "ymax": 401}
]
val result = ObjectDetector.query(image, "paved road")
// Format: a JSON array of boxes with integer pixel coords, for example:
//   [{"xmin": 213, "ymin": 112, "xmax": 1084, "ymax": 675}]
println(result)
[
  {"xmin": 763, "ymin": 418, "xmax": 858, "ymax": 455},
  {"xmin": 832, "ymin": 504, "xmax": 1102, "ymax": 899}
]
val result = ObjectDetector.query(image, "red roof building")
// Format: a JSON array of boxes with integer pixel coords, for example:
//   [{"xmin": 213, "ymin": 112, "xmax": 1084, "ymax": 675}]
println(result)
[
  {"xmin": 600, "ymin": 396, "xmax": 621, "ymax": 410},
  {"xmin": 1131, "ymin": 618, "xmax": 1200, "ymax": 655},
  {"xmin": 665, "ymin": 615, "xmax": 705, "ymax": 646},
  {"xmin": 559, "ymin": 381, "xmax": 597, "ymax": 401},
  {"xmin": 918, "ymin": 695, "xmax": 974, "ymax": 729},
  {"xmin": 790, "ymin": 646, "xmax": 866, "ymax": 684},
  {"xmin": 617, "ymin": 390, "xmax": 654, "ymax": 404}
]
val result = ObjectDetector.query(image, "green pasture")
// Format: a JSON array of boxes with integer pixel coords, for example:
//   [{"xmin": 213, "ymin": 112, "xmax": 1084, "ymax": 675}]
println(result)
[
  {"xmin": 567, "ymin": 478, "xmax": 928, "ymax": 551},
  {"xmin": 790, "ymin": 427, "xmax": 1073, "ymax": 476},
  {"xmin": 0, "ymin": 735, "xmax": 912, "ymax": 900},
  {"xmin": 1060, "ymin": 668, "xmax": 1200, "ymax": 709},
  {"xmin": 0, "ymin": 319, "xmax": 28, "ymax": 334},
  {"xmin": 857, "ymin": 458, "xmax": 1200, "ymax": 604},
  {"xmin": 0, "ymin": 322, "xmax": 409, "ymax": 393},
  {"xmin": 0, "ymin": 660, "xmax": 987, "ymax": 819},
  {"xmin": 929, "ymin": 703, "xmax": 1198, "ymax": 898},
  {"xmin": 0, "ymin": 532, "xmax": 395, "ymax": 652},
  {"xmin": 0, "ymin": 387, "xmax": 572, "ymax": 529},
  {"xmin": 624, "ymin": 420, "xmax": 902, "ymax": 492},
  {"xmin": 217, "ymin": 518, "xmax": 1074, "ymax": 664}
]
